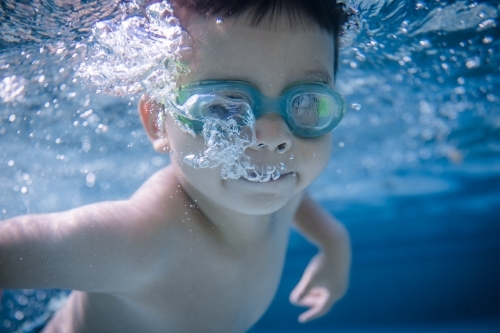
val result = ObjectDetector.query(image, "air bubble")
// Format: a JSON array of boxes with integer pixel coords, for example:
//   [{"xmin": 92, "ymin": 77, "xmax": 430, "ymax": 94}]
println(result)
[
  {"xmin": 151, "ymin": 156, "xmax": 164, "ymax": 167},
  {"xmin": 355, "ymin": 52, "xmax": 366, "ymax": 61},
  {"xmin": 75, "ymin": 1, "xmax": 192, "ymax": 103},
  {"xmin": 86, "ymin": 173, "xmax": 96, "ymax": 187},
  {"xmin": 14, "ymin": 311, "xmax": 24, "ymax": 320},
  {"xmin": 465, "ymin": 58, "xmax": 480, "ymax": 69},
  {"xmin": 482, "ymin": 36, "xmax": 493, "ymax": 44},
  {"xmin": 478, "ymin": 19, "xmax": 496, "ymax": 31},
  {"xmin": 350, "ymin": 103, "xmax": 362, "ymax": 111},
  {"xmin": 169, "ymin": 96, "xmax": 287, "ymax": 182},
  {"xmin": 17, "ymin": 295, "xmax": 28, "ymax": 306},
  {"xmin": 36, "ymin": 291, "xmax": 46, "ymax": 301},
  {"xmin": 419, "ymin": 40, "xmax": 431, "ymax": 48},
  {"xmin": 81, "ymin": 137, "xmax": 91, "ymax": 152},
  {"xmin": 454, "ymin": 86, "xmax": 466, "ymax": 95}
]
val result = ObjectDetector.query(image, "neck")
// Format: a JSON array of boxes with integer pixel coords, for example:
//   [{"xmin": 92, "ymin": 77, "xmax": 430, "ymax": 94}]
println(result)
[{"xmin": 175, "ymin": 173, "xmax": 280, "ymax": 244}]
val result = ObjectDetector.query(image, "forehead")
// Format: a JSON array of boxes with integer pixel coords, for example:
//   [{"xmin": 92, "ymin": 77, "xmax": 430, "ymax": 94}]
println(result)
[{"xmin": 178, "ymin": 14, "xmax": 335, "ymax": 94}]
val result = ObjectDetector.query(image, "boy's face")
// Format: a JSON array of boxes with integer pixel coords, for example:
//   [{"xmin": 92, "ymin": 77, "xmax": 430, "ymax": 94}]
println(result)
[{"xmin": 153, "ymin": 14, "xmax": 335, "ymax": 215}]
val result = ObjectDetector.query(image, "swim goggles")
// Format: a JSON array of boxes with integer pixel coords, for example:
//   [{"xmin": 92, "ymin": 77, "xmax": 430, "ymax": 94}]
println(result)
[{"xmin": 168, "ymin": 81, "xmax": 346, "ymax": 138}]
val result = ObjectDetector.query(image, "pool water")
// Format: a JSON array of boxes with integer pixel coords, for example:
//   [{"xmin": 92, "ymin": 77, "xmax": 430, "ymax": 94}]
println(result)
[{"xmin": 1, "ymin": 0, "xmax": 500, "ymax": 332}]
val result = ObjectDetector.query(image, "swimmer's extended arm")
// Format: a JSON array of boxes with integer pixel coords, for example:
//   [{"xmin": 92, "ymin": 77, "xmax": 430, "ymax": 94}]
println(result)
[
  {"xmin": 290, "ymin": 193, "xmax": 351, "ymax": 323},
  {"xmin": 0, "ymin": 199, "xmax": 154, "ymax": 293}
]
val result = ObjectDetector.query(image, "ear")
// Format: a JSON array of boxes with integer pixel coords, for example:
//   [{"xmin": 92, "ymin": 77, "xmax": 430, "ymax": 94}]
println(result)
[{"xmin": 138, "ymin": 94, "xmax": 170, "ymax": 153}]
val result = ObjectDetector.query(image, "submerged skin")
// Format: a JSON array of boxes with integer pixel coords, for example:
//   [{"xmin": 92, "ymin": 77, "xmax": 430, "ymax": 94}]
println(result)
[{"xmin": 0, "ymin": 12, "xmax": 351, "ymax": 333}]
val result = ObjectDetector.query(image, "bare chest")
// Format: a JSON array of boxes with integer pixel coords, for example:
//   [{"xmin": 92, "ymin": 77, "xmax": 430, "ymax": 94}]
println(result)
[
  {"xmin": 46, "ymin": 223, "xmax": 290, "ymax": 333},
  {"xmin": 138, "ymin": 223, "xmax": 291, "ymax": 332}
]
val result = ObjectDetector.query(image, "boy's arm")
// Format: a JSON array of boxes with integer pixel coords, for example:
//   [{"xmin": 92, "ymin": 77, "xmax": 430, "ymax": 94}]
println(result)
[
  {"xmin": 290, "ymin": 193, "xmax": 351, "ymax": 323},
  {"xmin": 0, "ymin": 200, "xmax": 150, "ymax": 294}
]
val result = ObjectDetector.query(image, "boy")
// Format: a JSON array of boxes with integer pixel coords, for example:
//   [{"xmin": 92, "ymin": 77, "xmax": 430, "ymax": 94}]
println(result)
[{"xmin": 0, "ymin": 0, "xmax": 351, "ymax": 332}]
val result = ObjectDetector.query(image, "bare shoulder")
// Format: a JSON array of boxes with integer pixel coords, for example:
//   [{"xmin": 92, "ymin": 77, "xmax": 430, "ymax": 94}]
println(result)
[
  {"xmin": 130, "ymin": 165, "xmax": 179, "ymax": 205},
  {"xmin": 97, "ymin": 165, "xmax": 191, "ymax": 251},
  {"xmin": 128, "ymin": 165, "xmax": 188, "ymax": 225},
  {"xmin": 83, "ymin": 165, "xmax": 187, "ymax": 256},
  {"xmin": 0, "ymin": 166, "xmax": 185, "ymax": 292}
]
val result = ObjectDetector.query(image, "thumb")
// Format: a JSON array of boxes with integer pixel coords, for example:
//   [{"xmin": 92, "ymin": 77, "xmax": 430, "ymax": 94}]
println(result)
[{"xmin": 290, "ymin": 277, "xmax": 311, "ymax": 305}]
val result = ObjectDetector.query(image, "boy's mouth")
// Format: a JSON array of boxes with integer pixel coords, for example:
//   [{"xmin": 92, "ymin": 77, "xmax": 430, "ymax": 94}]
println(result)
[{"xmin": 241, "ymin": 172, "xmax": 296, "ymax": 183}]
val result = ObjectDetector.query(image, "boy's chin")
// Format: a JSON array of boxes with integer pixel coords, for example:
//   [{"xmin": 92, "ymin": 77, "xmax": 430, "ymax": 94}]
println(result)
[
  {"xmin": 224, "ymin": 200, "xmax": 290, "ymax": 216},
  {"xmin": 220, "ymin": 181, "xmax": 296, "ymax": 215}
]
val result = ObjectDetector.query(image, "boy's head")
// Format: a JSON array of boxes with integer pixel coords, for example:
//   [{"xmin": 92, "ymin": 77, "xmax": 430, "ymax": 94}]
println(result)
[
  {"xmin": 169, "ymin": 0, "xmax": 348, "ymax": 78},
  {"xmin": 139, "ymin": 0, "xmax": 348, "ymax": 214}
]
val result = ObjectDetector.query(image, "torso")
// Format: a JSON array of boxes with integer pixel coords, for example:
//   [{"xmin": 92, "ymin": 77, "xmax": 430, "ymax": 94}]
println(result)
[{"xmin": 42, "ymin": 167, "xmax": 299, "ymax": 333}]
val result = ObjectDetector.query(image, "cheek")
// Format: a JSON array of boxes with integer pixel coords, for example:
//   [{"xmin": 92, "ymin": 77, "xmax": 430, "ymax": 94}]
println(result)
[
  {"xmin": 164, "ymin": 115, "xmax": 205, "ymax": 157},
  {"xmin": 318, "ymin": 136, "xmax": 334, "ymax": 169},
  {"xmin": 296, "ymin": 135, "xmax": 333, "ymax": 175},
  {"xmin": 300, "ymin": 135, "xmax": 332, "ymax": 160}
]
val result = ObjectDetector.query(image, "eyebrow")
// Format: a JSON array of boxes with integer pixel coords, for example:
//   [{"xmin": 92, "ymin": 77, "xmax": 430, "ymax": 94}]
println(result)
[
  {"xmin": 199, "ymin": 69, "xmax": 333, "ymax": 89},
  {"xmin": 288, "ymin": 70, "xmax": 332, "ymax": 85},
  {"xmin": 201, "ymin": 73, "xmax": 243, "ymax": 82}
]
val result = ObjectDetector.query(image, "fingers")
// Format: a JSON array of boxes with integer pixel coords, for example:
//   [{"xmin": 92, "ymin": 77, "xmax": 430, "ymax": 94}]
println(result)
[
  {"xmin": 289, "ymin": 277, "xmax": 309, "ymax": 305},
  {"xmin": 290, "ymin": 263, "xmax": 317, "ymax": 305},
  {"xmin": 294, "ymin": 287, "xmax": 332, "ymax": 323}
]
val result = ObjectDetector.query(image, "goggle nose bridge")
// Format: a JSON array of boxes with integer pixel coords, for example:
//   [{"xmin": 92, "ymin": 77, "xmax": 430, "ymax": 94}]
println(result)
[{"xmin": 251, "ymin": 94, "xmax": 289, "ymax": 120}]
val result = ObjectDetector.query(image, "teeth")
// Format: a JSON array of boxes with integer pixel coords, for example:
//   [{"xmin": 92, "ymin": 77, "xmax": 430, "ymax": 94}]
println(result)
[{"xmin": 242, "ymin": 172, "xmax": 290, "ymax": 182}]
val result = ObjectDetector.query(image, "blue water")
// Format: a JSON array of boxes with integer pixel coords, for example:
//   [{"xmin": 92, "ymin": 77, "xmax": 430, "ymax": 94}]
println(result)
[{"xmin": 1, "ymin": 0, "xmax": 500, "ymax": 332}]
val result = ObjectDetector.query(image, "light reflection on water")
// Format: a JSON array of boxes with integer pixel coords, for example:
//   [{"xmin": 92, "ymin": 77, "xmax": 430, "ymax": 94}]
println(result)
[{"xmin": 0, "ymin": 0, "xmax": 499, "ymax": 331}]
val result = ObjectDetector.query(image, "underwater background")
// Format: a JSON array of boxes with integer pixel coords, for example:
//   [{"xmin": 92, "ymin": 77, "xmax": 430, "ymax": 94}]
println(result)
[{"xmin": 1, "ymin": 0, "xmax": 499, "ymax": 332}]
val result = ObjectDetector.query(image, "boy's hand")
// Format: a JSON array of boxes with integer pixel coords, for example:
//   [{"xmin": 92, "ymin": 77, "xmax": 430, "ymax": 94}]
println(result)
[
  {"xmin": 290, "ymin": 251, "xmax": 349, "ymax": 323},
  {"xmin": 291, "ymin": 194, "xmax": 351, "ymax": 323}
]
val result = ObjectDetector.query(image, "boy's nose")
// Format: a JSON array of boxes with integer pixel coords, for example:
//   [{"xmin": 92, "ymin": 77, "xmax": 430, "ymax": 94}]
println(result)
[{"xmin": 251, "ymin": 114, "xmax": 292, "ymax": 153}]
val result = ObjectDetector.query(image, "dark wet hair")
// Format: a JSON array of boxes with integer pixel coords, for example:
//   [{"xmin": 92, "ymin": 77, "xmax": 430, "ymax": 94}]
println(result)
[{"xmin": 170, "ymin": 0, "xmax": 349, "ymax": 78}]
